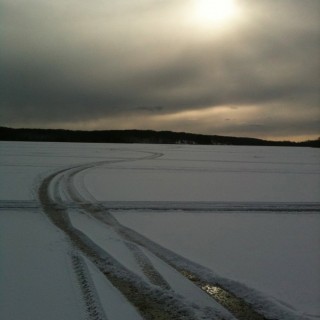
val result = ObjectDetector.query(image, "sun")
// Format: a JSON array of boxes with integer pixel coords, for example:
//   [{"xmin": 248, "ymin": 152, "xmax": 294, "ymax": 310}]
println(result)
[{"xmin": 194, "ymin": 0, "xmax": 238, "ymax": 27}]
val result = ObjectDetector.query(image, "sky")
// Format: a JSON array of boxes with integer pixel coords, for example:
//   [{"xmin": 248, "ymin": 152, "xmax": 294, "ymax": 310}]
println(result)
[{"xmin": 1, "ymin": 0, "xmax": 319, "ymax": 141}]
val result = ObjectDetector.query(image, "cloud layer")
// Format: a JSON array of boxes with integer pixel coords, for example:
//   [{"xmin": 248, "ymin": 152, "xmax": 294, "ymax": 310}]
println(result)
[{"xmin": 1, "ymin": 0, "xmax": 319, "ymax": 140}]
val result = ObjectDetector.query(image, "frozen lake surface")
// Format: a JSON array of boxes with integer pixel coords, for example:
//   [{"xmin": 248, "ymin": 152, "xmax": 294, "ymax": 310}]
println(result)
[{"xmin": 0, "ymin": 141, "xmax": 319, "ymax": 319}]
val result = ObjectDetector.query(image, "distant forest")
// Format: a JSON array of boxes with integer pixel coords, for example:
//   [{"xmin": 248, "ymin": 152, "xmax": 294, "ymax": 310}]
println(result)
[{"xmin": 0, "ymin": 127, "xmax": 319, "ymax": 147}]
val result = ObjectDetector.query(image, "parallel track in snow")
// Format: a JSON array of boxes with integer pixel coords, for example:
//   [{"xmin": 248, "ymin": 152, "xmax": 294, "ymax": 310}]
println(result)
[
  {"xmin": 37, "ymin": 152, "xmax": 215, "ymax": 320},
  {"xmin": 33, "ymin": 149, "xmax": 313, "ymax": 320},
  {"xmin": 1, "ymin": 200, "xmax": 319, "ymax": 212}
]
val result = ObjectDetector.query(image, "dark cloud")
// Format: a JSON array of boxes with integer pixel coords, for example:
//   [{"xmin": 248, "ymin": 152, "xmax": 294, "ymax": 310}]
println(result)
[
  {"xmin": 135, "ymin": 106, "xmax": 164, "ymax": 113},
  {"xmin": 0, "ymin": 0, "xmax": 319, "ymax": 140}
]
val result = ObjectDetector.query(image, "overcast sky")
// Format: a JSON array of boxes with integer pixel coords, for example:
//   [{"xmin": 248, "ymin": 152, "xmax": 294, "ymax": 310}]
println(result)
[{"xmin": 1, "ymin": 0, "xmax": 319, "ymax": 141}]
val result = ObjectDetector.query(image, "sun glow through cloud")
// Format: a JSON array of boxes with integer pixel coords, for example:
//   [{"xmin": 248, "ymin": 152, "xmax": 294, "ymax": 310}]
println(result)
[{"xmin": 194, "ymin": 0, "xmax": 239, "ymax": 27}]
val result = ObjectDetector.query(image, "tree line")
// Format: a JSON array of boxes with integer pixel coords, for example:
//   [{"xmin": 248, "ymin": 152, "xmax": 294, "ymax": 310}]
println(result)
[{"xmin": 0, "ymin": 127, "xmax": 319, "ymax": 147}]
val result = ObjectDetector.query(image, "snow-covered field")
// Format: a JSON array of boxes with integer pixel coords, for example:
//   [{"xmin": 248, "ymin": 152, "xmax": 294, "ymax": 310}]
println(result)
[{"xmin": 0, "ymin": 141, "xmax": 319, "ymax": 320}]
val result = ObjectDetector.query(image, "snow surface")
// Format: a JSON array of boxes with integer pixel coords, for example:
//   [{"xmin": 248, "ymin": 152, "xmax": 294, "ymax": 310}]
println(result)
[
  {"xmin": 83, "ymin": 256, "xmax": 144, "ymax": 320},
  {"xmin": 0, "ymin": 141, "xmax": 128, "ymax": 200},
  {"xmin": 68, "ymin": 210, "xmax": 149, "ymax": 281},
  {"xmin": 0, "ymin": 210, "xmax": 85, "ymax": 320},
  {"xmin": 83, "ymin": 144, "xmax": 320, "ymax": 202},
  {"xmin": 1, "ymin": 141, "xmax": 319, "ymax": 319},
  {"xmin": 115, "ymin": 210, "xmax": 320, "ymax": 318},
  {"xmin": 68, "ymin": 210, "xmax": 235, "ymax": 318}
]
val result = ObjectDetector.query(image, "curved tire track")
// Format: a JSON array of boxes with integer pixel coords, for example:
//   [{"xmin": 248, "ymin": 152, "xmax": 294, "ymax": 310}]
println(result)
[
  {"xmin": 38, "ymin": 151, "xmax": 217, "ymax": 320},
  {"xmin": 38, "ymin": 148, "xmax": 292, "ymax": 320}
]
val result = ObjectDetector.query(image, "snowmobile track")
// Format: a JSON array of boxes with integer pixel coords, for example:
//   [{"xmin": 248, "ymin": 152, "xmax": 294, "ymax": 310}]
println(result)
[{"xmin": 37, "ymin": 149, "xmax": 308, "ymax": 320}]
